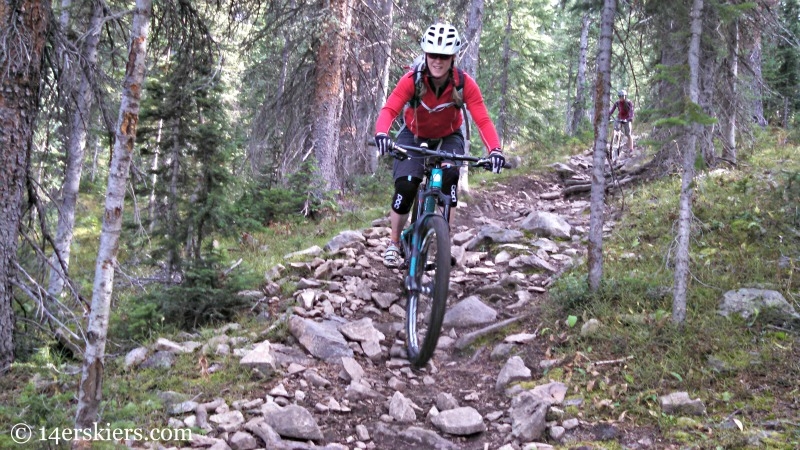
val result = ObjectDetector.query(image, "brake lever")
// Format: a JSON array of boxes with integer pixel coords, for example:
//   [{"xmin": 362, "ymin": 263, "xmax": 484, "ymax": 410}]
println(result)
[
  {"xmin": 476, "ymin": 158, "xmax": 493, "ymax": 171},
  {"xmin": 389, "ymin": 146, "xmax": 409, "ymax": 161}
]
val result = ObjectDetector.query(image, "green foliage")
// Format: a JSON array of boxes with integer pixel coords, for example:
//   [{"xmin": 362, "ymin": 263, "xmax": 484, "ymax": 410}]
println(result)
[
  {"xmin": 115, "ymin": 253, "xmax": 260, "ymax": 339},
  {"xmin": 231, "ymin": 185, "xmax": 308, "ymax": 230},
  {"xmin": 761, "ymin": 0, "xmax": 800, "ymax": 125}
]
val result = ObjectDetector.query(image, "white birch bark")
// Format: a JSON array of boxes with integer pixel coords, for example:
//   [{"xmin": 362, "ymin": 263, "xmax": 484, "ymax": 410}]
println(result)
[
  {"xmin": 673, "ymin": 0, "xmax": 704, "ymax": 325},
  {"xmin": 48, "ymin": 0, "xmax": 103, "ymax": 299},
  {"xmin": 587, "ymin": 0, "xmax": 616, "ymax": 292},
  {"xmin": 723, "ymin": 19, "xmax": 738, "ymax": 164},
  {"xmin": 496, "ymin": 0, "xmax": 513, "ymax": 145},
  {"xmin": 75, "ymin": 0, "xmax": 152, "ymax": 428},
  {"xmin": 569, "ymin": 14, "xmax": 591, "ymax": 136},
  {"xmin": 458, "ymin": 0, "xmax": 485, "ymax": 195}
]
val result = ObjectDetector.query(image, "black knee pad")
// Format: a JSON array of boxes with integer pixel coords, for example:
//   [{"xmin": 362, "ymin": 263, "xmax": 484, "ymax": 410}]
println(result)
[
  {"xmin": 392, "ymin": 177, "xmax": 421, "ymax": 214},
  {"xmin": 442, "ymin": 166, "xmax": 460, "ymax": 207}
]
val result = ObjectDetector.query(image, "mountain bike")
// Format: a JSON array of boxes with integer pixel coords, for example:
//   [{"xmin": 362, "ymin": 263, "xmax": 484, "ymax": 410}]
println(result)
[
  {"xmin": 607, "ymin": 118, "xmax": 628, "ymax": 163},
  {"xmin": 388, "ymin": 142, "xmax": 492, "ymax": 367}
]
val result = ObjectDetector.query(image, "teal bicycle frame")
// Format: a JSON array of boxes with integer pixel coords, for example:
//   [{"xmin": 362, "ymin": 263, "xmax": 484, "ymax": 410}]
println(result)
[{"xmin": 403, "ymin": 164, "xmax": 449, "ymax": 293}]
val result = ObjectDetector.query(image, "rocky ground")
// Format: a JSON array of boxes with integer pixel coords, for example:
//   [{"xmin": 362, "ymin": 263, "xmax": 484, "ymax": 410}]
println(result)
[{"xmin": 122, "ymin": 149, "xmax": 796, "ymax": 449}]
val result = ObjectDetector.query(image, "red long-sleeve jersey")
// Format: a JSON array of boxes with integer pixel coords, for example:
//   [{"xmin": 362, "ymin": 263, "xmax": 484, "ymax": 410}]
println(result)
[
  {"xmin": 375, "ymin": 69, "xmax": 501, "ymax": 152},
  {"xmin": 609, "ymin": 99, "xmax": 634, "ymax": 121}
]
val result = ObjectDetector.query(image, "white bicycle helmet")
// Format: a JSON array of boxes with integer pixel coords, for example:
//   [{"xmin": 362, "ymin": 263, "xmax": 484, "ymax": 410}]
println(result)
[
  {"xmin": 420, "ymin": 23, "xmax": 461, "ymax": 55},
  {"xmin": 618, "ymin": 89, "xmax": 627, "ymax": 97}
]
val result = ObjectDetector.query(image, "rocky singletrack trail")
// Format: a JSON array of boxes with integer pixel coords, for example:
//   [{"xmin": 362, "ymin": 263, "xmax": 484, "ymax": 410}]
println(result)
[{"xmin": 129, "ymin": 150, "xmax": 668, "ymax": 450}]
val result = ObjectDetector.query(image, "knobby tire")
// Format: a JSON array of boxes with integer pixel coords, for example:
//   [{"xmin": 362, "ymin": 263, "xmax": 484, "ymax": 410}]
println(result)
[{"xmin": 405, "ymin": 215, "xmax": 451, "ymax": 367}]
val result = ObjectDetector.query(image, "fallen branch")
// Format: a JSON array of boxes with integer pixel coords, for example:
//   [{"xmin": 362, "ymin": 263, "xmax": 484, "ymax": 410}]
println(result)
[
  {"xmin": 223, "ymin": 258, "xmax": 243, "ymax": 277},
  {"xmin": 454, "ymin": 317, "xmax": 521, "ymax": 350},
  {"xmin": 591, "ymin": 355, "xmax": 634, "ymax": 367}
]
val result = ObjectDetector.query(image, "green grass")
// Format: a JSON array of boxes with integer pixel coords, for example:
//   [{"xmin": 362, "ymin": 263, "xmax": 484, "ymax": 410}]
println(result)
[
  {"xmin": 543, "ymin": 131, "xmax": 800, "ymax": 447},
  {"xmin": 5, "ymin": 130, "xmax": 800, "ymax": 448}
]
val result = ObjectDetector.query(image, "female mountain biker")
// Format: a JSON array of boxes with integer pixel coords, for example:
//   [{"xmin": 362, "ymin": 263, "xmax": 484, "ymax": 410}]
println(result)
[{"xmin": 374, "ymin": 23, "xmax": 505, "ymax": 267}]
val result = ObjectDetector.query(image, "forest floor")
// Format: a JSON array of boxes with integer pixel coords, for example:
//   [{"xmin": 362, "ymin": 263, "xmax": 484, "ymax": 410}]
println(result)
[{"xmin": 2, "ymin": 145, "xmax": 798, "ymax": 450}]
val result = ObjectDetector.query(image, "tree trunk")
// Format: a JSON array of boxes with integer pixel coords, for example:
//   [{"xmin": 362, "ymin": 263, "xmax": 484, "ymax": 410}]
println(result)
[
  {"xmin": 59, "ymin": 0, "xmax": 72, "ymax": 28},
  {"xmin": 0, "ymin": 0, "xmax": 52, "ymax": 374},
  {"xmin": 570, "ymin": 14, "xmax": 591, "ymax": 136},
  {"xmin": 723, "ymin": 19, "xmax": 738, "ymax": 164},
  {"xmin": 747, "ymin": 31, "xmax": 767, "ymax": 127},
  {"xmin": 496, "ymin": 0, "xmax": 513, "ymax": 144},
  {"xmin": 48, "ymin": 0, "xmax": 103, "ymax": 299},
  {"xmin": 587, "ymin": 0, "xmax": 616, "ymax": 292},
  {"xmin": 75, "ymin": 0, "xmax": 151, "ymax": 427},
  {"xmin": 461, "ymin": 0, "xmax": 485, "ymax": 79},
  {"xmin": 311, "ymin": 0, "xmax": 349, "ymax": 192},
  {"xmin": 147, "ymin": 118, "xmax": 163, "ymax": 233},
  {"xmin": 673, "ymin": 0, "xmax": 704, "ymax": 326},
  {"xmin": 459, "ymin": 0, "xmax": 485, "ymax": 195},
  {"xmin": 167, "ymin": 118, "xmax": 182, "ymax": 275}
]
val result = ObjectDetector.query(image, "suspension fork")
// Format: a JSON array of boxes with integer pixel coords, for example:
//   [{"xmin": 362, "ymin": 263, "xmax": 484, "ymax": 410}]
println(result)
[{"xmin": 407, "ymin": 167, "xmax": 449, "ymax": 290}]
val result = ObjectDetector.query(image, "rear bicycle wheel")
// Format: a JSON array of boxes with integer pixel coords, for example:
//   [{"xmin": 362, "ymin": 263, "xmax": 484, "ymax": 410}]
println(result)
[{"xmin": 405, "ymin": 215, "xmax": 451, "ymax": 367}]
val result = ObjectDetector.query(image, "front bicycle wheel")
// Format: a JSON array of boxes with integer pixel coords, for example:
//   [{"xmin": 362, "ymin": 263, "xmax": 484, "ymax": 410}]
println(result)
[
  {"xmin": 611, "ymin": 132, "xmax": 621, "ymax": 161},
  {"xmin": 405, "ymin": 215, "xmax": 451, "ymax": 367}
]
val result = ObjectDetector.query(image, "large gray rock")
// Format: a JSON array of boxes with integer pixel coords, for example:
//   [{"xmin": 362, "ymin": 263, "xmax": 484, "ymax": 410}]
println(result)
[
  {"xmin": 431, "ymin": 407, "xmax": 486, "ymax": 435},
  {"xmin": 239, "ymin": 341, "xmax": 276, "ymax": 375},
  {"xmin": 124, "ymin": 347, "xmax": 149, "ymax": 369},
  {"xmin": 289, "ymin": 316, "xmax": 353, "ymax": 362},
  {"xmin": 509, "ymin": 382, "xmax": 568, "ymax": 441},
  {"xmin": 443, "ymin": 296, "xmax": 498, "ymax": 328},
  {"xmin": 510, "ymin": 391, "xmax": 549, "ymax": 441},
  {"xmin": 508, "ymin": 254, "xmax": 557, "ymax": 272},
  {"xmin": 372, "ymin": 423, "xmax": 459, "ymax": 450},
  {"xmin": 338, "ymin": 318, "xmax": 386, "ymax": 343},
  {"xmin": 718, "ymin": 288, "xmax": 800, "ymax": 323},
  {"xmin": 659, "ymin": 391, "xmax": 706, "ymax": 416},
  {"xmin": 401, "ymin": 426, "xmax": 459, "ymax": 449},
  {"xmin": 388, "ymin": 391, "xmax": 417, "ymax": 423},
  {"xmin": 520, "ymin": 211, "xmax": 572, "ymax": 239},
  {"xmin": 325, "ymin": 230, "xmax": 366, "ymax": 253},
  {"xmin": 466, "ymin": 225, "xmax": 524, "ymax": 250},
  {"xmin": 262, "ymin": 403, "xmax": 324, "ymax": 441},
  {"xmin": 229, "ymin": 431, "xmax": 258, "ymax": 450},
  {"xmin": 496, "ymin": 356, "xmax": 532, "ymax": 392},
  {"xmin": 209, "ymin": 410, "xmax": 245, "ymax": 433}
]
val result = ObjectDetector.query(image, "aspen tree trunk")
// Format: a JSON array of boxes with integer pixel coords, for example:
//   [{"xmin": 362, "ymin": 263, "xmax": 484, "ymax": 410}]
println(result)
[
  {"xmin": 723, "ymin": 20, "xmax": 738, "ymax": 164},
  {"xmin": 460, "ymin": 0, "xmax": 484, "ymax": 79},
  {"xmin": 569, "ymin": 14, "xmax": 591, "ymax": 136},
  {"xmin": 458, "ymin": 0, "xmax": 485, "ymax": 195},
  {"xmin": 311, "ymin": 0, "xmax": 349, "ymax": 191},
  {"xmin": 75, "ymin": 0, "xmax": 151, "ymax": 428},
  {"xmin": 496, "ymin": 0, "xmax": 513, "ymax": 144},
  {"xmin": 587, "ymin": 0, "xmax": 616, "ymax": 292},
  {"xmin": 0, "ymin": 0, "xmax": 52, "ymax": 374},
  {"xmin": 370, "ymin": 0, "xmax": 393, "ymax": 174},
  {"xmin": 673, "ymin": 0, "xmax": 704, "ymax": 325},
  {"xmin": 747, "ymin": 32, "xmax": 767, "ymax": 127},
  {"xmin": 48, "ymin": 0, "xmax": 104, "ymax": 299}
]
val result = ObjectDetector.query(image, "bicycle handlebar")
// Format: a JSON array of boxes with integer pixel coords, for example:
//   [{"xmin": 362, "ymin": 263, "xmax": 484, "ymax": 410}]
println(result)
[{"xmin": 389, "ymin": 143, "xmax": 493, "ymax": 170}]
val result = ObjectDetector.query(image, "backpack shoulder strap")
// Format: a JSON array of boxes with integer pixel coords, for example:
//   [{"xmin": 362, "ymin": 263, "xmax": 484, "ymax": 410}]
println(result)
[
  {"xmin": 453, "ymin": 68, "xmax": 465, "ymax": 108},
  {"xmin": 409, "ymin": 65, "xmax": 425, "ymax": 108}
]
